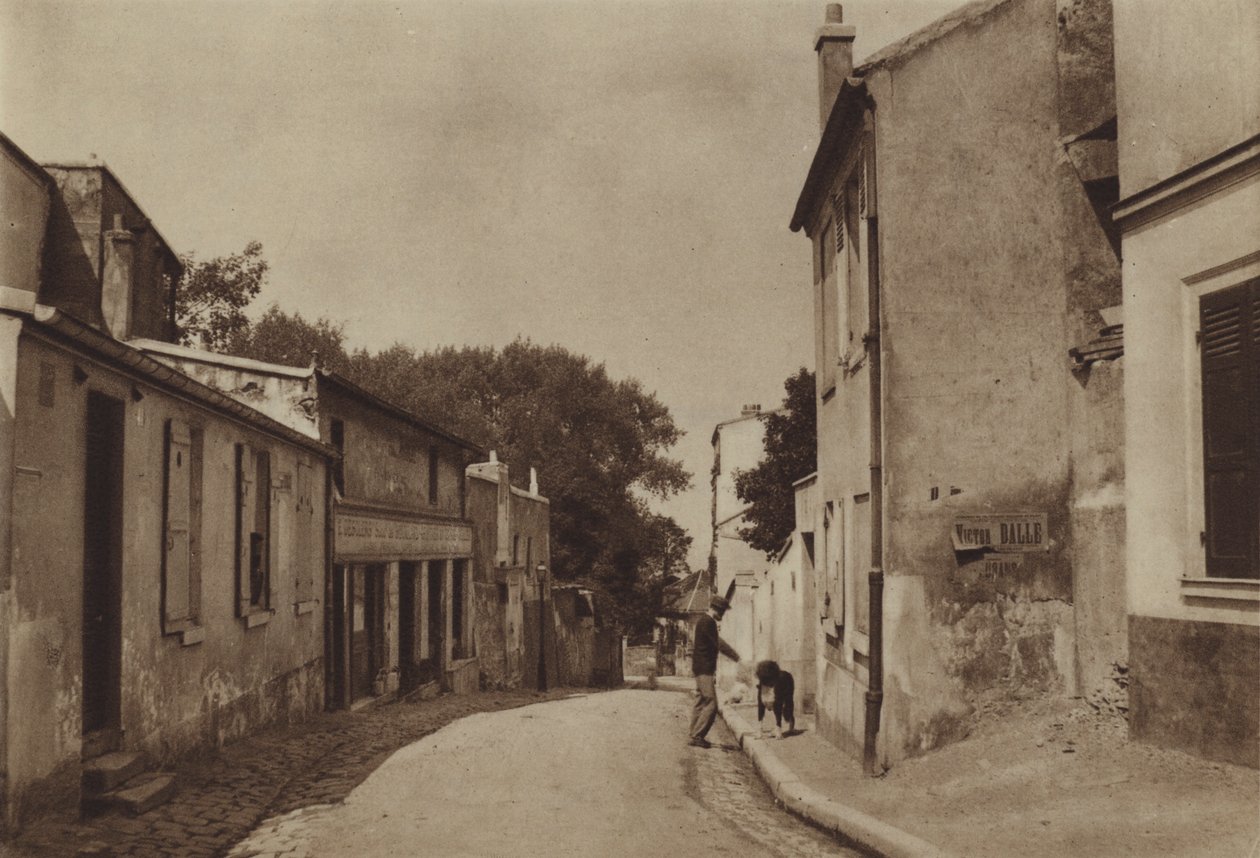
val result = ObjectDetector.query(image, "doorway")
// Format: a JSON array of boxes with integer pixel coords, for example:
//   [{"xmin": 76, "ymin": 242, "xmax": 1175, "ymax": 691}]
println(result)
[
  {"xmin": 82, "ymin": 392, "xmax": 124, "ymax": 758},
  {"xmin": 427, "ymin": 561, "xmax": 444, "ymax": 678},
  {"xmin": 350, "ymin": 564, "xmax": 386, "ymax": 701},
  {"xmin": 398, "ymin": 562, "xmax": 417, "ymax": 691}
]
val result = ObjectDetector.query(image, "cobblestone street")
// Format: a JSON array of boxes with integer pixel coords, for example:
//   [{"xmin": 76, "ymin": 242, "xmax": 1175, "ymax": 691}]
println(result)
[{"xmin": 3, "ymin": 689, "xmax": 588, "ymax": 858}]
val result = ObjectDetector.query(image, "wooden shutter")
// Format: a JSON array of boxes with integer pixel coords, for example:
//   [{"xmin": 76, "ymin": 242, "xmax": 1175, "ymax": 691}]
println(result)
[
  {"xmin": 1200, "ymin": 279, "xmax": 1259, "ymax": 579},
  {"xmin": 163, "ymin": 419, "xmax": 192, "ymax": 627},
  {"xmin": 296, "ymin": 458, "xmax": 314, "ymax": 603},
  {"xmin": 236, "ymin": 443, "xmax": 256, "ymax": 615}
]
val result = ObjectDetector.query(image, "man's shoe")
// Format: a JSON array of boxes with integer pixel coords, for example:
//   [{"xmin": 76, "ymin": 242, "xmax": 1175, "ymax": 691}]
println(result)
[{"xmin": 687, "ymin": 738, "xmax": 712, "ymax": 748}]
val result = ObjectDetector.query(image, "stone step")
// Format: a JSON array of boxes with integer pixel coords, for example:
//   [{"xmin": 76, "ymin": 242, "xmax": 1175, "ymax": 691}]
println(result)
[
  {"xmin": 82, "ymin": 751, "xmax": 147, "ymax": 795},
  {"xmin": 84, "ymin": 772, "xmax": 177, "ymax": 817}
]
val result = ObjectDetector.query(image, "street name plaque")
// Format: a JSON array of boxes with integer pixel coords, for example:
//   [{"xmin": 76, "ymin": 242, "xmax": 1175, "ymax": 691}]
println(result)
[{"xmin": 951, "ymin": 513, "xmax": 1049, "ymax": 553}]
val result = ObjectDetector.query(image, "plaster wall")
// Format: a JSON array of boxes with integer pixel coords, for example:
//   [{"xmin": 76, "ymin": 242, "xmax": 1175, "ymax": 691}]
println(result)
[
  {"xmin": 0, "ymin": 148, "xmax": 49, "ymax": 303},
  {"xmin": 1122, "ymin": 176, "xmax": 1260, "ymax": 625},
  {"xmin": 6, "ymin": 332, "xmax": 326, "ymax": 827},
  {"xmin": 1112, "ymin": 0, "xmax": 1260, "ymax": 198},
  {"xmin": 318, "ymin": 385, "xmax": 467, "ymax": 518},
  {"xmin": 803, "ymin": 0, "xmax": 1123, "ymax": 763}
]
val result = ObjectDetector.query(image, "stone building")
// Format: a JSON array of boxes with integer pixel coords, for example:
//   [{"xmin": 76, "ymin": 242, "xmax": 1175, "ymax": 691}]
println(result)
[
  {"xmin": 1112, "ymin": 0, "xmax": 1259, "ymax": 766},
  {"xmin": 466, "ymin": 454, "xmax": 555, "ymax": 690},
  {"xmin": 790, "ymin": 0, "xmax": 1124, "ymax": 768},
  {"xmin": 136, "ymin": 342, "xmax": 487, "ymax": 705},
  {"xmin": 709, "ymin": 404, "xmax": 776, "ymax": 683},
  {"xmin": 0, "ymin": 136, "xmax": 333, "ymax": 831}
]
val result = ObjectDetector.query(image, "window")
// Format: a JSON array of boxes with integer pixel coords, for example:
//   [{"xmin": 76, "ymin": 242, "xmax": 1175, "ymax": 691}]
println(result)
[
  {"xmin": 236, "ymin": 443, "xmax": 272, "ymax": 615},
  {"xmin": 451, "ymin": 559, "xmax": 469, "ymax": 659},
  {"xmin": 818, "ymin": 219, "xmax": 838, "ymax": 391},
  {"xmin": 512, "ymin": 533, "xmax": 520, "ymax": 566},
  {"xmin": 163, "ymin": 419, "xmax": 202, "ymax": 631},
  {"xmin": 1200, "ymin": 279, "xmax": 1259, "ymax": 579},
  {"xmin": 330, "ymin": 418, "xmax": 345, "ymax": 495},
  {"xmin": 526, "ymin": 536, "xmax": 533, "ymax": 572},
  {"xmin": 428, "ymin": 445, "xmax": 439, "ymax": 504}
]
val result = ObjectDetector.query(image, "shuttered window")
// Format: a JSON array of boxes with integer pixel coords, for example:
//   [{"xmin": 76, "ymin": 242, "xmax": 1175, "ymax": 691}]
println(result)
[
  {"xmin": 163, "ymin": 419, "xmax": 196, "ymax": 629},
  {"xmin": 295, "ymin": 458, "xmax": 316, "ymax": 604},
  {"xmin": 236, "ymin": 443, "xmax": 272, "ymax": 614},
  {"xmin": 1200, "ymin": 279, "xmax": 1259, "ymax": 579}
]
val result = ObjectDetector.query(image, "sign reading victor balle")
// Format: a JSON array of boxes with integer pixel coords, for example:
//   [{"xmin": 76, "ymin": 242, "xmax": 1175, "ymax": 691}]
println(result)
[
  {"xmin": 951, "ymin": 513, "xmax": 1049, "ymax": 553},
  {"xmin": 335, "ymin": 510, "xmax": 472, "ymax": 561}
]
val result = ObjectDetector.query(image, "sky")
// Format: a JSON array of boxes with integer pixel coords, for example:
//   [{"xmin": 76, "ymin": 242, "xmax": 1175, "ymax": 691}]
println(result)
[{"xmin": 1, "ymin": 0, "xmax": 958, "ymax": 571}]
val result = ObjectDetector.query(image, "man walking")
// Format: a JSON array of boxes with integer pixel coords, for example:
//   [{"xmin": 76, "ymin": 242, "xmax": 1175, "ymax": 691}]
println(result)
[{"xmin": 688, "ymin": 591, "xmax": 740, "ymax": 748}]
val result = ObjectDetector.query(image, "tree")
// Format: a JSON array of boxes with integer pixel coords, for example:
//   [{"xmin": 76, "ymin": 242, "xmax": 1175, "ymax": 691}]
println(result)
[
  {"xmin": 733, "ymin": 368, "xmax": 817, "ymax": 556},
  {"xmin": 225, "ymin": 304, "xmax": 352, "ymax": 374},
  {"xmin": 174, "ymin": 241, "xmax": 269, "ymax": 350}
]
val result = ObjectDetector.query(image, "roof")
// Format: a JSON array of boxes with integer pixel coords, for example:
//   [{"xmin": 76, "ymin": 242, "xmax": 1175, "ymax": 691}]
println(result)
[
  {"xmin": 20, "ymin": 305, "xmax": 337, "ymax": 458},
  {"xmin": 790, "ymin": 78, "xmax": 870, "ymax": 233},
  {"xmin": 710, "ymin": 407, "xmax": 782, "ymax": 445},
  {"xmin": 659, "ymin": 570, "xmax": 713, "ymax": 618},
  {"xmin": 133, "ymin": 339, "xmax": 484, "ymax": 456},
  {"xmin": 857, "ymin": 0, "xmax": 1014, "ymax": 73}
]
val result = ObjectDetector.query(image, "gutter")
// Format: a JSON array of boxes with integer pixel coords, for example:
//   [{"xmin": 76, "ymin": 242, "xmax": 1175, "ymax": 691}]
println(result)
[{"xmin": 863, "ymin": 109, "xmax": 886, "ymax": 778}]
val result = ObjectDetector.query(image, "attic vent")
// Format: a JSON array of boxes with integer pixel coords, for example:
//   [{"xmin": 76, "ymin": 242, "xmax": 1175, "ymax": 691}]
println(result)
[{"xmin": 1202, "ymin": 304, "xmax": 1242, "ymax": 357}]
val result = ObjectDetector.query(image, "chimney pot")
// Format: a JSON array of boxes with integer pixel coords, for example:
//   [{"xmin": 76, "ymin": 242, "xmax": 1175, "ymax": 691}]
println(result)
[{"xmin": 815, "ymin": 4, "xmax": 857, "ymax": 131}]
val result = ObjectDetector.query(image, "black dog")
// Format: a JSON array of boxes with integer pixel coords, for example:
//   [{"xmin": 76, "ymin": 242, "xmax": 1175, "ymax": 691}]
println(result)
[{"xmin": 755, "ymin": 660, "xmax": 795, "ymax": 738}]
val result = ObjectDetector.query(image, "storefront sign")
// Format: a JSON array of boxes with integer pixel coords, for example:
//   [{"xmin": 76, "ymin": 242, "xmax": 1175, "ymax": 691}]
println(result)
[
  {"xmin": 335, "ymin": 510, "xmax": 472, "ymax": 561},
  {"xmin": 951, "ymin": 513, "xmax": 1048, "ymax": 553}
]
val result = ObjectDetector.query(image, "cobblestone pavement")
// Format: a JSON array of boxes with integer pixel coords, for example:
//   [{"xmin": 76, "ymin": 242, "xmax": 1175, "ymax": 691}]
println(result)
[
  {"xmin": 4, "ymin": 689, "xmax": 586, "ymax": 858},
  {"xmin": 223, "ymin": 689, "xmax": 864, "ymax": 857},
  {"xmin": 684, "ymin": 719, "xmax": 864, "ymax": 858}
]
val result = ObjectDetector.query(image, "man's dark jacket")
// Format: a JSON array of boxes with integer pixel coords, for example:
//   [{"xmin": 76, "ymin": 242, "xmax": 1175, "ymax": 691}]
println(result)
[{"xmin": 692, "ymin": 614, "xmax": 719, "ymax": 676}]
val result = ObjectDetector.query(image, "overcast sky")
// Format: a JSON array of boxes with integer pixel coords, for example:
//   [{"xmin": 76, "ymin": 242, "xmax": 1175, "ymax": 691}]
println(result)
[{"xmin": 2, "ymin": 0, "xmax": 958, "ymax": 570}]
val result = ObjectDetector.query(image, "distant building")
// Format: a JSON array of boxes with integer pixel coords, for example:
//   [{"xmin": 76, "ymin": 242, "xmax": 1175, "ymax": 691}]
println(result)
[
  {"xmin": 0, "ymin": 135, "xmax": 333, "ymax": 831},
  {"xmin": 136, "ymin": 341, "xmax": 487, "ymax": 705},
  {"xmin": 709, "ymin": 404, "xmax": 776, "ymax": 683},
  {"xmin": 466, "ymin": 455, "xmax": 554, "ymax": 690},
  {"xmin": 791, "ymin": 0, "xmax": 1124, "ymax": 767},
  {"xmin": 1112, "ymin": 0, "xmax": 1259, "ymax": 766}
]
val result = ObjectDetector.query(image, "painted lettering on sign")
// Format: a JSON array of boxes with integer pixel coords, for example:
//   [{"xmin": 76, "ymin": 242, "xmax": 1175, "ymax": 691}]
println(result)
[
  {"xmin": 335, "ymin": 512, "xmax": 472, "ymax": 560},
  {"xmin": 951, "ymin": 514, "xmax": 1048, "ymax": 553}
]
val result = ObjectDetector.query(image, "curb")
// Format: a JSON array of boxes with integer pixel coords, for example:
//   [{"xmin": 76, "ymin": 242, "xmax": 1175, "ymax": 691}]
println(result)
[{"xmin": 719, "ymin": 704, "xmax": 958, "ymax": 858}]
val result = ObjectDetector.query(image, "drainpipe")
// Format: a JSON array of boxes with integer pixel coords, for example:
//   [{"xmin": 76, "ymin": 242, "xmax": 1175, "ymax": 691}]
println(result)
[{"xmin": 862, "ymin": 112, "xmax": 885, "ymax": 777}]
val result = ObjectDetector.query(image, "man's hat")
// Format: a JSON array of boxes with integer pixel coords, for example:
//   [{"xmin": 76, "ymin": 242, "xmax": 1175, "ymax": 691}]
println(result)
[{"xmin": 710, "ymin": 579, "xmax": 737, "ymax": 614}]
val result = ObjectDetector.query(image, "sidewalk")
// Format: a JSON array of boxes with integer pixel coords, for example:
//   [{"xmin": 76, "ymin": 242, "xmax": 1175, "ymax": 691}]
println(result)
[
  {"xmin": 719, "ymin": 696, "xmax": 1260, "ymax": 858},
  {"xmin": 1, "ymin": 688, "xmax": 592, "ymax": 858}
]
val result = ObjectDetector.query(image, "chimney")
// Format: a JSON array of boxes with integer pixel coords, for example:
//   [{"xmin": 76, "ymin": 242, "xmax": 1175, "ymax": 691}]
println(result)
[
  {"xmin": 815, "ymin": 4, "xmax": 856, "ymax": 131},
  {"xmin": 529, "ymin": 467, "xmax": 539, "ymax": 495},
  {"xmin": 101, "ymin": 214, "xmax": 135, "ymax": 339},
  {"xmin": 741, "ymin": 404, "xmax": 762, "ymax": 417}
]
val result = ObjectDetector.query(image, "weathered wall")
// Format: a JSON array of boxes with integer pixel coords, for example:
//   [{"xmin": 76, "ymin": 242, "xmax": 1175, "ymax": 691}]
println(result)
[
  {"xmin": 801, "ymin": 0, "xmax": 1123, "ymax": 763},
  {"xmin": 6, "ymin": 333, "xmax": 326, "ymax": 828},
  {"xmin": 318, "ymin": 384, "xmax": 469, "ymax": 518},
  {"xmin": 553, "ymin": 589, "xmax": 595, "ymax": 686},
  {"xmin": 1112, "ymin": 0, "xmax": 1260, "ymax": 198}
]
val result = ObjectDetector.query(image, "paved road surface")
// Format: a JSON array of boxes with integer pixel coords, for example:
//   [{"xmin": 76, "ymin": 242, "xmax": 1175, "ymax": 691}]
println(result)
[{"xmin": 229, "ymin": 689, "xmax": 863, "ymax": 857}]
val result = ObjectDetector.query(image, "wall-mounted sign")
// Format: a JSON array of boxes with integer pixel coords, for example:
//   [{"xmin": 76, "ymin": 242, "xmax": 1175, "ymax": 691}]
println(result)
[
  {"xmin": 983, "ymin": 555, "xmax": 1025, "ymax": 576},
  {"xmin": 952, "ymin": 513, "xmax": 1048, "ymax": 553},
  {"xmin": 335, "ymin": 510, "xmax": 472, "ymax": 561}
]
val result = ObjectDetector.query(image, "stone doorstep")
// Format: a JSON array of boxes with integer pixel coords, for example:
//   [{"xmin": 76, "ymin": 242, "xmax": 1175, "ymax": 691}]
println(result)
[
  {"xmin": 82, "ymin": 751, "xmax": 148, "ymax": 794},
  {"xmin": 84, "ymin": 773, "xmax": 178, "ymax": 817}
]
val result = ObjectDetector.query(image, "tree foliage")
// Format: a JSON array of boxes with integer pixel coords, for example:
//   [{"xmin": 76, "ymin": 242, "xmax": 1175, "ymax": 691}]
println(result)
[
  {"xmin": 733, "ymin": 368, "xmax": 817, "ymax": 556},
  {"xmin": 225, "ymin": 304, "xmax": 352, "ymax": 374},
  {"xmin": 174, "ymin": 241, "xmax": 268, "ymax": 350}
]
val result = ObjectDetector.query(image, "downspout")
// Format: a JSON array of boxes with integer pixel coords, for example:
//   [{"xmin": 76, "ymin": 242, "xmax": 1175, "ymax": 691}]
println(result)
[
  {"xmin": 323, "ymin": 463, "xmax": 336, "ymax": 709},
  {"xmin": 862, "ymin": 109, "xmax": 886, "ymax": 776}
]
